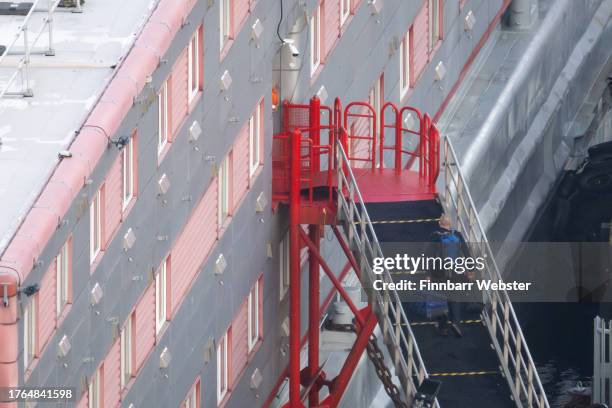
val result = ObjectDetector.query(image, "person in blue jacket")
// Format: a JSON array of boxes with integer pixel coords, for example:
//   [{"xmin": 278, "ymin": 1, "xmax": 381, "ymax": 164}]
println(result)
[{"xmin": 430, "ymin": 214, "xmax": 470, "ymax": 337}]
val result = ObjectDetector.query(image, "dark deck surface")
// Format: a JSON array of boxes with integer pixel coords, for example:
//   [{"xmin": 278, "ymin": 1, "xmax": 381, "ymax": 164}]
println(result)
[{"xmin": 366, "ymin": 200, "xmax": 515, "ymax": 408}]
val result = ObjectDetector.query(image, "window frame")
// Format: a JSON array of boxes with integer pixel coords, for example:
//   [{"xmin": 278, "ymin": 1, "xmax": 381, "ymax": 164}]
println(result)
[
  {"xmin": 279, "ymin": 231, "xmax": 290, "ymax": 299},
  {"xmin": 183, "ymin": 378, "xmax": 200, "ymax": 408},
  {"xmin": 428, "ymin": 0, "xmax": 442, "ymax": 52},
  {"xmin": 56, "ymin": 238, "xmax": 71, "ymax": 318},
  {"xmin": 158, "ymin": 80, "xmax": 169, "ymax": 156},
  {"xmin": 122, "ymin": 130, "xmax": 137, "ymax": 210},
  {"xmin": 399, "ymin": 29, "xmax": 411, "ymax": 97},
  {"xmin": 340, "ymin": 0, "xmax": 351, "ymax": 25},
  {"xmin": 120, "ymin": 313, "xmax": 134, "ymax": 388},
  {"xmin": 89, "ymin": 188, "xmax": 102, "ymax": 263},
  {"xmin": 220, "ymin": 0, "xmax": 232, "ymax": 51},
  {"xmin": 188, "ymin": 27, "xmax": 202, "ymax": 103},
  {"xmin": 217, "ymin": 154, "xmax": 231, "ymax": 228},
  {"xmin": 216, "ymin": 328, "xmax": 231, "ymax": 403},
  {"xmin": 23, "ymin": 295, "xmax": 37, "ymax": 369},
  {"xmin": 88, "ymin": 365, "xmax": 103, "ymax": 408},
  {"xmin": 310, "ymin": 4, "xmax": 321, "ymax": 75},
  {"xmin": 247, "ymin": 279, "xmax": 261, "ymax": 351},
  {"xmin": 156, "ymin": 256, "xmax": 170, "ymax": 336},
  {"xmin": 248, "ymin": 102, "xmax": 262, "ymax": 177}
]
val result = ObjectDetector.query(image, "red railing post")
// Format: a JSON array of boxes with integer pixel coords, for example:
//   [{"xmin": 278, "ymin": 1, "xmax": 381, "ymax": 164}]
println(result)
[
  {"xmin": 310, "ymin": 96, "xmax": 321, "ymax": 172},
  {"xmin": 421, "ymin": 114, "xmax": 430, "ymax": 181},
  {"xmin": 429, "ymin": 123, "xmax": 440, "ymax": 186},
  {"xmin": 394, "ymin": 108, "xmax": 402, "ymax": 174},
  {"xmin": 289, "ymin": 129, "xmax": 303, "ymax": 407},
  {"xmin": 307, "ymin": 224, "xmax": 321, "ymax": 406}
]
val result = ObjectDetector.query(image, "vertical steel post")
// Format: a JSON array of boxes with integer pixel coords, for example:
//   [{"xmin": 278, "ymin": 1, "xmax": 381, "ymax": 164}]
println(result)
[
  {"xmin": 289, "ymin": 129, "xmax": 303, "ymax": 407},
  {"xmin": 22, "ymin": 26, "xmax": 33, "ymax": 97},
  {"xmin": 307, "ymin": 224, "xmax": 321, "ymax": 406},
  {"xmin": 46, "ymin": 0, "xmax": 55, "ymax": 56},
  {"xmin": 310, "ymin": 97, "xmax": 321, "ymax": 172},
  {"xmin": 394, "ymin": 109, "xmax": 401, "ymax": 173}
]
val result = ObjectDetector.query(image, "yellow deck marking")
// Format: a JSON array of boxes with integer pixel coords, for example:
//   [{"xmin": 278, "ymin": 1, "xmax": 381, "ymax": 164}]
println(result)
[
  {"xmin": 356, "ymin": 218, "xmax": 440, "ymax": 225},
  {"xmin": 429, "ymin": 370, "xmax": 498, "ymax": 377},
  {"xmin": 409, "ymin": 319, "xmax": 482, "ymax": 326}
]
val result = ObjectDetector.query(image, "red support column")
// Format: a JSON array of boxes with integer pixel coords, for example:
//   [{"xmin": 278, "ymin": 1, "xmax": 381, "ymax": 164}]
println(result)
[
  {"xmin": 289, "ymin": 129, "xmax": 304, "ymax": 407},
  {"xmin": 307, "ymin": 224, "xmax": 321, "ymax": 406}
]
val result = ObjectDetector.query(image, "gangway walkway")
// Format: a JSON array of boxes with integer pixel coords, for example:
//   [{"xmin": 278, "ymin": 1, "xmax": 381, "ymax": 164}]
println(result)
[
  {"xmin": 270, "ymin": 96, "xmax": 550, "ymax": 408},
  {"xmin": 366, "ymin": 200, "xmax": 515, "ymax": 407}
]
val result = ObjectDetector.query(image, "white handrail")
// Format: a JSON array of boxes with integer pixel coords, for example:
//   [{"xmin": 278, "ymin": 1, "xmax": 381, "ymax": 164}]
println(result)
[
  {"xmin": 443, "ymin": 137, "xmax": 550, "ymax": 408},
  {"xmin": 335, "ymin": 142, "xmax": 439, "ymax": 407}
]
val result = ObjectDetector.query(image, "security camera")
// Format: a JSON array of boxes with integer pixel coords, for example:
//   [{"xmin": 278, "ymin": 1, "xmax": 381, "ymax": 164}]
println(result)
[{"xmin": 284, "ymin": 39, "xmax": 300, "ymax": 57}]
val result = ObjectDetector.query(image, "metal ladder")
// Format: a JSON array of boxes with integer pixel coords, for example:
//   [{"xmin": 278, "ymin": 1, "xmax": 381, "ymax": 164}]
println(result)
[
  {"xmin": 442, "ymin": 138, "xmax": 550, "ymax": 408},
  {"xmin": 334, "ymin": 142, "xmax": 438, "ymax": 407}
]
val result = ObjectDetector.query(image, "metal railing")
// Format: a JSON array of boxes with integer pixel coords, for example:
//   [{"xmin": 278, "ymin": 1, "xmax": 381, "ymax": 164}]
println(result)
[
  {"xmin": 335, "ymin": 142, "xmax": 438, "ymax": 407},
  {"xmin": 443, "ymin": 138, "xmax": 549, "ymax": 408},
  {"xmin": 593, "ymin": 316, "xmax": 612, "ymax": 405},
  {"xmin": 0, "ymin": 0, "xmax": 76, "ymax": 98}
]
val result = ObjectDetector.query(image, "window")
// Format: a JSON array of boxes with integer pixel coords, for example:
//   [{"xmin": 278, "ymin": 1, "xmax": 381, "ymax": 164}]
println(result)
[
  {"xmin": 248, "ymin": 279, "xmax": 261, "ymax": 351},
  {"xmin": 122, "ymin": 130, "xmax": 137, "ymax": 209},
  {"xmin": 89, "ymin": 188, "xmax": 102, "ymax": 263},
  {"xmin": 279, "ymin": 231, "xmax": 290, "ymax": 299},
  {"xmin": 217, "ymin": 154, "xmax": 231, "ymax": 228},
  {"xmin": 158, "ymin": 80, "xmax": 169, "ymax": 155},
  {"xmin": 369, "ymin": 74, "xmax": 383, "ymax": 156},
  {"xmin": 56, "ymin": 239, "xmax": 71, "ymax": 317},
  {"xmin": 340, "ymin": 0, "xmax": 351, "ymax": 25},
  {"xmin": 183, "ymin": 379, "xmax": 200, "ymax": 408},
  {"xmin": 23, "ymin": 296, "xmax": 37, "ymax": 369},
  {"xmin": 156, "ymin": 256, "xmax": 170, "ymax": 335},
  {"xmin": 217, "ymin": 328, "xmax": 231, "ymax": 403},
  {"xmin": 249, "ymin": 102, "xmax": 262, "ymax": 177},
  {"xmin": 88, "ymin": 366, "xmax": 103, "ymax": 408},
  {"xmin": 120, "ymin": 313, "xmax": 134, "ymax": 388},
  {"xmin": 310, "ymin": 4, "xmax": 321, "ymax": 75},
  {"xmin": 188, "ymin": 27, "xmax": 202, "ymax": 102},
  {"xmin": 428, "ymin": 0, "xmax": 442, "ymax": 51},
  {"xmin": 399, "ymin": 29, "xmax": 411, "ymax": 97},
  {"xmin": 220, "ymin": 0, "xmax": 232, "ymax": 50}
]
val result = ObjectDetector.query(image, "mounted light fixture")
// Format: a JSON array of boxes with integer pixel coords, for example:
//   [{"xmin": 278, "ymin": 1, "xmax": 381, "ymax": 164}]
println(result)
[
  {"xmin": 159, "ymin": 347, "xmax": 172, "ymax": 369},
  {"xmin": 251, "ymin": 19, "xmax": 263, "ymax": 41},
  {"xmin": 465, "ymin": 10, "xmax": 476, "ymax": 31},
  {"xmin": 214, "ymin": 254, "xmax": 227, "ymax": 275},
  {"xmin": 90, "ymin": 282, "xmax": 103, "ymax": 306},
  {"xmin": 435, "ymin": 61, "xmax": 447, "ymax": 81},
  {"xmin": 189, "ymin": 120, "xmax": 202, "ymax": 143},
  {"xmin": 220, "ymin": 70, "xmax": 232, "ymax": 91},
  {"xmin": 158, "ymin": 174, "xmax": 170, "ymax": 196},
  {"xmin": 255, "ymin": 192, "xmax": 268, "ymax": 213},
  {"xmin": 123, "ymin": 228, "xmax": 136, "ymax": 251},
  {"xmin": 57, "ymin": 334, "xmax": 71, "ymax": 358},
  {"xmin": 316, "ymin": 85, "xmax": 328, "ymax": 104}
]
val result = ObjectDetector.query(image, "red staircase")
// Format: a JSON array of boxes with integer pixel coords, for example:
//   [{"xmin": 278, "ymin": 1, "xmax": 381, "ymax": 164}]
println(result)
[{"xmin": 270, "ymin": 96, "xmax": 440, "ymax": 408}]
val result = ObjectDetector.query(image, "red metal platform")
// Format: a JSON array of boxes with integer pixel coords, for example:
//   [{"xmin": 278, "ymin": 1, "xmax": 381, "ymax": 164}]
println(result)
[{"xmin": 352, "ymin": 167, "xmax": 437, "ymax": 202}]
